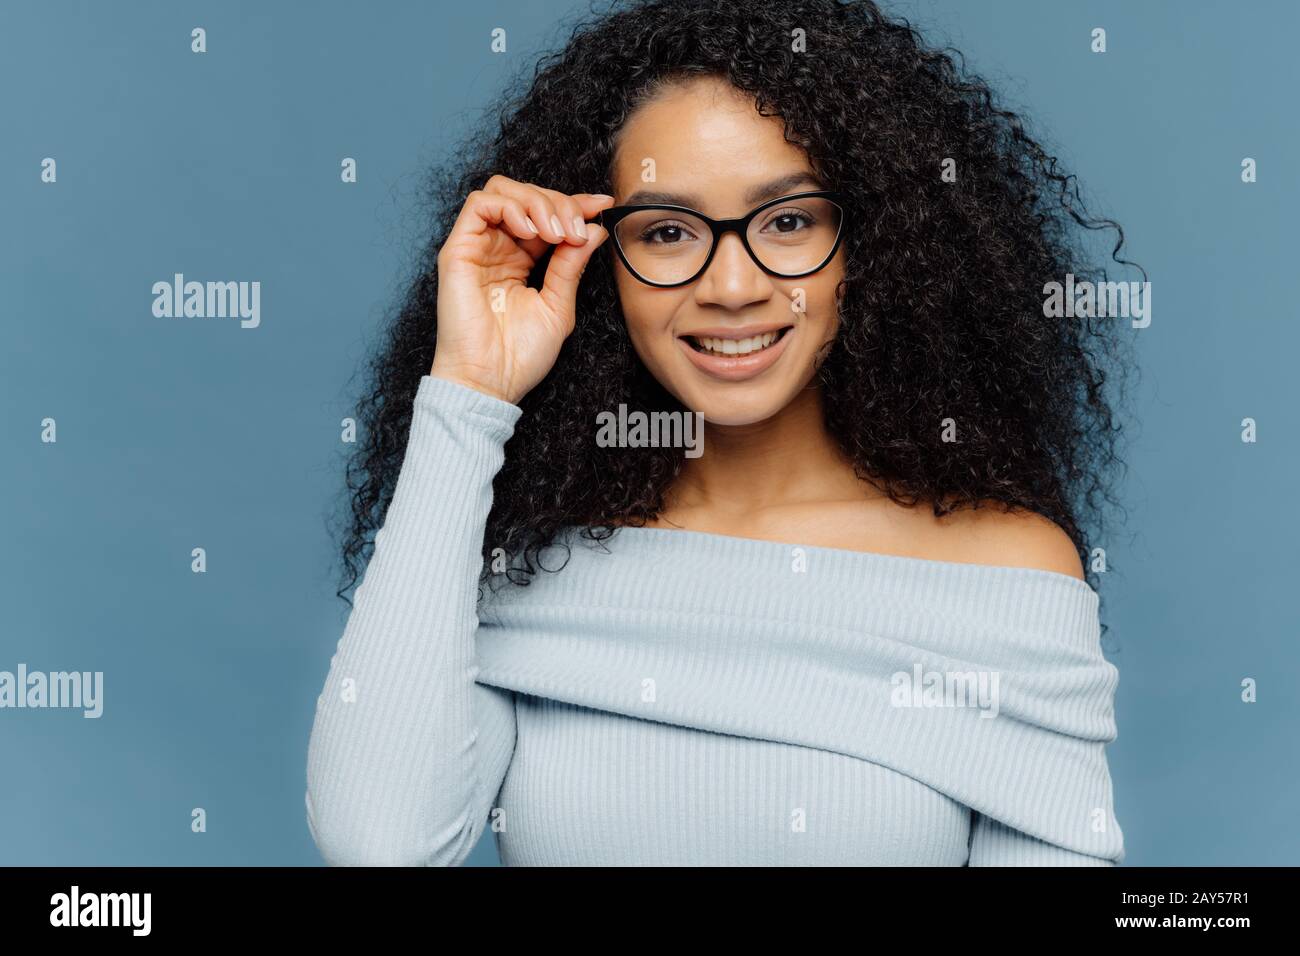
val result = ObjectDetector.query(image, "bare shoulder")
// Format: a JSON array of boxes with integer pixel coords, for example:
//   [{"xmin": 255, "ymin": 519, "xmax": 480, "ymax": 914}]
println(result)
[{"xmin": 937, "ymin": 500, "xmax": 1086, "ymax": 580}]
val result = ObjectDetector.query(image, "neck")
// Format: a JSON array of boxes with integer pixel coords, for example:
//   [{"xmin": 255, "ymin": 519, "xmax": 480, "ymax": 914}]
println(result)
[{"xmin": 666, "ymin": 385, "xmax": 873, "ymax": 515}]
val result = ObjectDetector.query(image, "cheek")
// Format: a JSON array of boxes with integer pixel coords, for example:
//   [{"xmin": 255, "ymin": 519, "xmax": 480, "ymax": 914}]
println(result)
[
  {"xmin": 794, "ymin": 274, "xmax": 844, "ymax": 331},
  {"xmin": 615, "ymin": 279, "xmax": 678, "ymax": 346}
]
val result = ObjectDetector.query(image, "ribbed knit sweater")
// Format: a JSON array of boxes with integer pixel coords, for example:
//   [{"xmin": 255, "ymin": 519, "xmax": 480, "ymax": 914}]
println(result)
[{"xmin": 305, "ymin": 374, "xmax": 1125, "ymax": 866}]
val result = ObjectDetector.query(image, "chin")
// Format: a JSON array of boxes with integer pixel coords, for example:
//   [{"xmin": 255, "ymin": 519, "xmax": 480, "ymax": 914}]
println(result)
[{"xmin": 672, "ymin": 381, "xmax": 796, "ymax": 427}]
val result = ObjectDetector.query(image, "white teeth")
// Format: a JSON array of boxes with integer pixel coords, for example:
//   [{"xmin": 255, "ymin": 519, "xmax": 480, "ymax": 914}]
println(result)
[{"xmin": 694, "ymin": 331, "xmax": 780, "ymax": 356}]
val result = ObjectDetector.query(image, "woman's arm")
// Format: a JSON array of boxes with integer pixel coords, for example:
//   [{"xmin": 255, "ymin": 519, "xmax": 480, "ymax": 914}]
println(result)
[
  {"xmin": 305, "ymin": 374, "xmax": 522, "ymax": 866},
  {"xmin": 967, "ymin": 810, "xmax": 1117, "ymax": 867}
]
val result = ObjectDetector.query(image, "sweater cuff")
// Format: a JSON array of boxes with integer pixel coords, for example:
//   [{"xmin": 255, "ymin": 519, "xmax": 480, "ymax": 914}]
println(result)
[{"xmin": 414, "ymin": 374, "xmax": 523, "ymax": 444}]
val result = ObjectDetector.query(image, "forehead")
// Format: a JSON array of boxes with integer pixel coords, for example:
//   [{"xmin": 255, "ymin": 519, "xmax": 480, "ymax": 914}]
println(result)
[{"xmin": 610, "ymin": 77, "xmax": 818, "ymax": 215}]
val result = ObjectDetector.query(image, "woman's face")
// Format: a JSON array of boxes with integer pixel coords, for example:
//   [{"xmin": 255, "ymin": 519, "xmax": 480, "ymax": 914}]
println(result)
[{"xmin": 609, "ymin": 77, "xmax": 845, "ymax": 426}]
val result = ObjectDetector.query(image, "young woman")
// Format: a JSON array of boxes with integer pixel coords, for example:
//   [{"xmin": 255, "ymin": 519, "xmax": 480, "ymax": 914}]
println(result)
[{"xmin": 306, "ymin": 0, "xmax": 1135, "ymax": 866}]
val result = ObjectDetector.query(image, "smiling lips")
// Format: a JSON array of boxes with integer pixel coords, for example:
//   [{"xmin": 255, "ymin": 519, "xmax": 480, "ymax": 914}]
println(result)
[
  {"xmin": 690, "ymin": 330, "xmax": 781, "ymax": 355},
  {"xmin": 678, "ymin": 325, "xmax": 794, "ymax": 381}
]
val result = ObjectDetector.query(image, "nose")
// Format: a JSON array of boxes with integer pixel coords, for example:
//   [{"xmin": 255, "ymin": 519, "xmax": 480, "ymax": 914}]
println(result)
[{"xmin": 692, "ymin": 231, "xmax": 773, "ymax": 309}]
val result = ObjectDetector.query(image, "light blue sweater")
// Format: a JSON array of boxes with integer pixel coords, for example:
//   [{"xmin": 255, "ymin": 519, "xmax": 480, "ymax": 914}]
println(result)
[{"xmin": 305, "ymin": 374, "xmax": 1125, "ymax": 866}]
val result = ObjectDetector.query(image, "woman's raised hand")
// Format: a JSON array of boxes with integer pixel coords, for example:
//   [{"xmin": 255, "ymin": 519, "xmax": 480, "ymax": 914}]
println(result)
[{"xmin": 430, "ymin": 175, "xmax": 614, "ymax": 405}]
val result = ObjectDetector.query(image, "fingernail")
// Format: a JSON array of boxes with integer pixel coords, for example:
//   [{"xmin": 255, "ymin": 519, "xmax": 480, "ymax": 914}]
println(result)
[
  {"xmin": 523, "ymin": 215, "xmax": 538, "ymax": 235},
  {"xmin": 591, "ymin": 194, "xmax": 614, "ymax": 201},
  {"xmin": 572, "ymin": 216, "xmax": 589, "ymax": 239},
  {"xmin": 550, "ymin": 214, "xmax": 566, "ymax": 238}
]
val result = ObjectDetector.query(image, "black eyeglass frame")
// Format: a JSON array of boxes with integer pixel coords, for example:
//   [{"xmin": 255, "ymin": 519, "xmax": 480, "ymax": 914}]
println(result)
[{"xmin": 596, "ymin": 189, "xmax": 849, "ymax": 288}]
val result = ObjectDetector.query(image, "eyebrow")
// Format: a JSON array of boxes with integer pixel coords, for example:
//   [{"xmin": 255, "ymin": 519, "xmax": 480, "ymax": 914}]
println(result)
[{"xmin": 621, "ymin": 171, "xmax": 825, "ymax": 210}]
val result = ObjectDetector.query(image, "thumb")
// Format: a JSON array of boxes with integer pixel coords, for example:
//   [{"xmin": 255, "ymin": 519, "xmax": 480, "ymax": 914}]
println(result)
[{"xmin": 539, "ymin": 224, "xmax": 608, "ymax": 327}]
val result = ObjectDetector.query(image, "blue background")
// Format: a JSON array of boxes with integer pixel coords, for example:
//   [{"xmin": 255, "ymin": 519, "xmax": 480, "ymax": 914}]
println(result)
[{"xmin": 2, "ymin": 0, "xmax": 1296, "ymax": 865}]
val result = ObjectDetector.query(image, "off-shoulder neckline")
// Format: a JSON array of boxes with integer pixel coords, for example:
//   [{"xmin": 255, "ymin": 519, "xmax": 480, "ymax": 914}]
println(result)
[{"xmin": 568, "ymin": 523, "xmax": 1099, "ymax": 597}]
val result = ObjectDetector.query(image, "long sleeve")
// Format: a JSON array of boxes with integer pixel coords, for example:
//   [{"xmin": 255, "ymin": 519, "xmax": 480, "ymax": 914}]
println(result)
[
  {"xmin": 966, "ymin": 810, "xmax": 1117, "ymax": 866},
  {"xmin": 305, "ymin": 374, "xmax": 523, "ymax": 866}
]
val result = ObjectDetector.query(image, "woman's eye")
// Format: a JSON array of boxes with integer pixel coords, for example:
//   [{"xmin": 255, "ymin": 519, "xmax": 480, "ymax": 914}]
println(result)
[
  {"xmin": 638, "ymin": 221, "xmax": 697, "ymax": 244},
  {"xmin": 760, "ymin": 209, "xmax": 815, "ymax": 233}
]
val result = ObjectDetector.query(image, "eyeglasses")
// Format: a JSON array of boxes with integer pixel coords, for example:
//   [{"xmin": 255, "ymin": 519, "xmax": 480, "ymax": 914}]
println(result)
[{"xmin": 597, "ymin": 190, "xmax": 847, "ymax": 288}]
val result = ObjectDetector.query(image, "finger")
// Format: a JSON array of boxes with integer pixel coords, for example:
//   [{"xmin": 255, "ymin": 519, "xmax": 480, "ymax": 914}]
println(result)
[
  {"xmin": 482, "ymin": 178, "xmax": 571, "ymax": 245},
  {"xmin": 539, "ymin": 224, "xmax": 608, "ymax": 334},
  {"xmin": 482, "ymin": 180, "xmax": 614, "ymax": 245},
  {"xmin": 451, "ymin": 191, "xmax": 549, "ymax": 262},
  {"xmin": 493, "ymin": 195, "xmax": 551, "ymax": 259},
  {"xmin": 542, "ymin": 190, "xmax": 589, "ymax": 246},
  {"xmin": 525, "ymin": 193, "xmax": 570, "ymax": 245},
  {"xmin": 482, "ymin": 175, "xmax": 614, "ymax": 215},
  {"xmin": 534, "ymin": 187, "xmax": 599, "ymax": 247},
  {"xmin": 572, "ymin": 193, "xmax": 617, "ymax": 214}
]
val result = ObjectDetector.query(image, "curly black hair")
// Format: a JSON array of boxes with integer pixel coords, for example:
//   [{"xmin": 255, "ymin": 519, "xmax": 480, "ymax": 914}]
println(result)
[{"xmin": 333, "ymin": 0, "xmax": 1142, "ymax": 628}]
